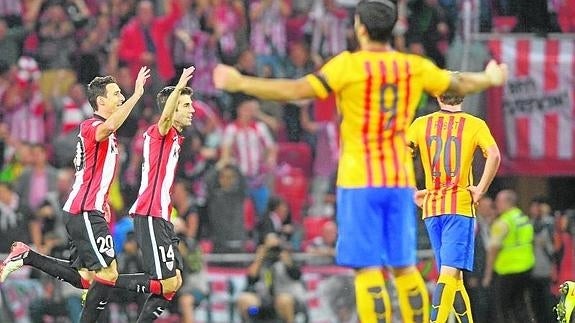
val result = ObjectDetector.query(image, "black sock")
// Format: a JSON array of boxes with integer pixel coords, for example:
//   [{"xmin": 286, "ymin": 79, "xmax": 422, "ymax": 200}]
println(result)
[
  {"xmin": 137, "ymin": 294, "xmax": 170, "ymax": 323},
  {"xmin": 24, "ymin": 251, "xmax": 86, "ymax": 289},
  {"xmin": 115, "ymin": 273, "xmax": 160, "ymax": 294},
  {"xmin": 80, "ymin": 281, "xmax": 111, "ymax": 322}
]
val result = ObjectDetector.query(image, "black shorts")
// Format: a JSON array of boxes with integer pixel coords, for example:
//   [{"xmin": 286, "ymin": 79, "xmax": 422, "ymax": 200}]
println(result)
[
  {"xmin": 133, "ymin": 215, "xmax": 183, "ymax": 280},
  {"xmin": 65, "ymin": 211, "xmax": 116, "ymax": 271}
]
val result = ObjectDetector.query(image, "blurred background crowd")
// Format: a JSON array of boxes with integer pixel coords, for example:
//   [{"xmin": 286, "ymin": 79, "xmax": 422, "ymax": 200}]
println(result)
[{"xmin": 0, "ymin": 0, "xmax": 574, "ymax": 322}]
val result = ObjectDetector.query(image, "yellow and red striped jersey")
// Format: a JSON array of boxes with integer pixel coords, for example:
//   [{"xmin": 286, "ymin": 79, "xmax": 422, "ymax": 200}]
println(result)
[
  {"xmin": 407, "ymin": 111, "xmax": 497, "ymax": 218},
  {"xmin": 306, "ymin": 50, "xmax": 450, "ymax": 188}
]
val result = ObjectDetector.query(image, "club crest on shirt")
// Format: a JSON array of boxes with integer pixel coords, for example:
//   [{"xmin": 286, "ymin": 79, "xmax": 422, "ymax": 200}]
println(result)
[
  {"xmin": 105, "ymin": 247, "xmax": 115, "ymax": 258},
  {"xmin": 166, "ymin": 260, "xmax": 174, "ymax": 271}
]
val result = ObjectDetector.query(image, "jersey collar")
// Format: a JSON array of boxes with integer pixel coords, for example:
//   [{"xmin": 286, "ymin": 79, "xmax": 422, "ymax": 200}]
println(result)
[
  {"xmin": 93, "ymin": 113, "xmax": 107, "ymax": 121},
  {"xmin": 439, "ymin": 109, "xmax": 464, "ymax": 114}
]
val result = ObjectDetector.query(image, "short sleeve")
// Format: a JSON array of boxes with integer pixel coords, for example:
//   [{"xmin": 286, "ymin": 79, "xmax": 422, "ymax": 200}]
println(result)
[
  {"xmin": 419, "ymin": 57, "xmax": 451, "ymax": 97},
  {"xmin": 146, "ymin": 124, "xmax": 163, "ymax": 139},
  {"xmin": 81, "ymin": 119, "xmax": 101, "ymax": 143},
  {"xmin": 305, "ymin": 51, "xmax": 351, "ymax": 99},
  {"xmin": 475, "ymin": 121, "xmax": 497, "ymax": 157}
]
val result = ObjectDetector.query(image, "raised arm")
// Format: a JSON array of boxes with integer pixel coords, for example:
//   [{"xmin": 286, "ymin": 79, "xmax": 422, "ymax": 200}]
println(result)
[
  {"xmin": 96, "ymin": 67, "xmax": 150, "ymax": 142},
  {"xmin": 158, "ymin": 66, "xmax": 195, "ymax": 136},
  {"xmin": 213, "ymin": 64, "xmax": 317, "ymax": 101}
]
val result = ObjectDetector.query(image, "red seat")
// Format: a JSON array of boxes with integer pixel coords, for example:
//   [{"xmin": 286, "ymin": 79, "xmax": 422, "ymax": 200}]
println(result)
[
  {"xmin": 303, "ymin": 216, "xmax": 332, "ymax": 242},
  {"xmin": 492, "ymin": 16, "xmax": 518, "ymax": 32},
  {"xmin": 277, "ymin": 142, "xmax": 313, "ymax": 177},
  {"xmin": 274, "ymin": 168, "xmax": 308, "ymax": 224},
  {"xmin": 243, "ymin": 198, "xmax": 256, "ymax": 232},
  {"xmin": 199, "ymin": 239, "xmax": 213, "ymax": 254}
]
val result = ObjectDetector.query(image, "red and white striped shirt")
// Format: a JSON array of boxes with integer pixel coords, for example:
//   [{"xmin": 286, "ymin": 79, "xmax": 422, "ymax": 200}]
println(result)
[
  {"xmin": 249, "ymin": 0, "xmax": 288, "ymax": 57},
  {"xmin": 130, "ymin": 125, "xmax": 183, "ymax": 221},
  {"xmin": 309, "ymin": 4, "xmax": 348, "ymax": 59},
  {"xmin": 5, "ymin": 90, "xmax": 46, "ymax": 144},
  {"xmin": 60, "ymin": 96, "xmax": 91, "ymax": 134},
  {"xmin": 222, "ymin": 121, "xmax": 275, "ymax": 177},
  {"xmin": 64, "ymin": 116, "xmax": 120, "ymax": 214}
]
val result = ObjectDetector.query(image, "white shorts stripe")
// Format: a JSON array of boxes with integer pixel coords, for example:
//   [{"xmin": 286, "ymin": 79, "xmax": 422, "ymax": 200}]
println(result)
[
  {"xmin": 148, "ymin": 217, "xmax": 163, "ymax": 279},
  {"xmin": 83, "ymin": 212, "xmax": 107, "ymax": 267}
]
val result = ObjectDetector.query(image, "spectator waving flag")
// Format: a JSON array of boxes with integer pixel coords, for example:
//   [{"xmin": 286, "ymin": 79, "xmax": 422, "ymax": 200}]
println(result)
[{"xmin": 487, "ymin": 37, "xmax": 575, "ymax": 175}]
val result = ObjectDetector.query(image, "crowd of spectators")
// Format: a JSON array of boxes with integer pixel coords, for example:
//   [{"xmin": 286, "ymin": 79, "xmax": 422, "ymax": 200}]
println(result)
[{"xmin": 0, "ymin": 0, "xmax": 573, "ymax": 321}]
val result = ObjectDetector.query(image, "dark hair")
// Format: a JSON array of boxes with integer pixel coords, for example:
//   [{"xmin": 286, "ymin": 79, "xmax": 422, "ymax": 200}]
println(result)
[
  {"xmin": 530, "ymin": 195, "xmax": 548, "ymax": 205},
  {"xmin": 266, "ymin": 196, "xmax": 286, "ymax": 213},
  {"xmin": 234, "ymin": 93, "xmax": 258, "ymax": 108},
  {"xmin": 87, "ymin": 76, "xmax": 117, "ymax": 111},
  {"xmin": 156, "ymin": 86, "xmax": 193, "ymax": 111},
  {"xmin": 438, "ymin": 93, "xmax": 464, "ymax": 106},
  {"xmin": 356, "ymin": 0, "xmax": 398, "ymax": 43}
]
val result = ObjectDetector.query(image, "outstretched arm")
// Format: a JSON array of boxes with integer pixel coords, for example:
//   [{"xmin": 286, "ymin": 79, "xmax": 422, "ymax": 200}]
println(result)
[
  {"xmin": 213, "ymin": 64, "xmax": 317, "ymax": 101},
  {"xmin": 96, "ymin": 67, "xmax": 150, "ymax": 142},
  {"xmin": 158, "ymin": 66, "xmax": 195, "ymax": 135},
  {"xmin": 446, "ymin": 59, "xmax": 508, "ymax": 96}
]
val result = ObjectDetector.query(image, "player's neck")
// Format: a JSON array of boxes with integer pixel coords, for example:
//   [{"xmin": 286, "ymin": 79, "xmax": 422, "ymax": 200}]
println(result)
[
  {"xmin": 94, "ymin": 111, "xmax": 110, "ymax": 120},
  {"xmin": 362, "ymin": 41, "xmax": 392, "ymax": 52},
  {"xmin": 440, "ymin": 105, "xmax": 463, "ymax": 113},
  {"xmin": 173, "ymin": 124, "xmax": 183, "ymax": 133}
]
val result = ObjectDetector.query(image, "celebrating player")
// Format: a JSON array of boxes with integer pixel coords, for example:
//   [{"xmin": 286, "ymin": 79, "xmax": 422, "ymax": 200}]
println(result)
[{"xmin": 1, "ymin": 67, "xmax": 151, "ymax": 322}]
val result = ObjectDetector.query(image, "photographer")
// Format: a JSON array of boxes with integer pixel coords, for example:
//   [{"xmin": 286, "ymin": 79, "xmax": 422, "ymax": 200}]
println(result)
[{"xmin": 237, "ymin": 233, "xmax": 306, "ymax": 323}]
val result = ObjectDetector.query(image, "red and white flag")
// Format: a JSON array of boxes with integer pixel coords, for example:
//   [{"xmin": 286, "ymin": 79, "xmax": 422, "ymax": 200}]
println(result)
[{"xmin": 488, "ymin": 37, "xmax": 575, "ymax": 175}]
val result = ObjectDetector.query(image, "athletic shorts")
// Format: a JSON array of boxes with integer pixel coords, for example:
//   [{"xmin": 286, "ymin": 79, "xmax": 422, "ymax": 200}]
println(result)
[
  {"xmin": 336, "ymin": 187, "xmax": 417, "ymax": 268},
  {"xmin": 66, "ymin": 211, "xmax": 116, "ymax": 271},
  {"xmin": 133, "ymin": 215, "xmax": 183, "ymax": 280},
  {"xmin": 424, "ymin": 214, "xmax": 475, "ymax": 271}
]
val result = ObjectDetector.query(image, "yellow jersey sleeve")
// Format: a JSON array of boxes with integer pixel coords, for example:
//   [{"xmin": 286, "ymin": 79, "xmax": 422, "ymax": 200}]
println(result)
[
  {"xmin": 418, "ymin": 57, "xmax": 451, "ymax": 97},
  {"xmin": 475, "ymin": 120, "xmax": 497, "ymax": 157},
  {"xmin": 305, "ymin": 51, "xmax": 352, "ymax": 99}
]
